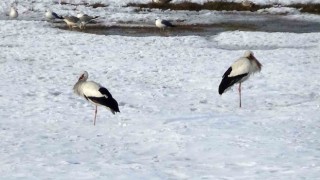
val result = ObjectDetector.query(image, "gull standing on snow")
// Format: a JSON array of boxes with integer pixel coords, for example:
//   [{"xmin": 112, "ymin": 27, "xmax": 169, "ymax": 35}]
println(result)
[
  {"xmin": 152, "ymin": 0, "xmax": 172, "ymax": 4},
  {"xmin": 45, "ymin": 9, "xmax": 63, "ymax": 21},
  {"xmin": 9, "ymin": 6, "xmax": 18, "ymax": 19},
  {"xmin": 155, "ymin": 18, "xmax": 175, "ymax": 30},
  {"xmin": 241, "ymin": 0, "xmax": 254, "ymax": 8},
  {"xmin": 218, "ymin": 51, "xmax": 262, "ymax": 108},
  {"xmin": 77, "ymin": 13, "xmax": 99, "ymax": 29},
  {"xmin": 73, "ymin": 71, "xmax": 120, "ymax": 125},
  {"xmin": 62, "ymin": 15, "xmax": 80, "ymax": 29}
]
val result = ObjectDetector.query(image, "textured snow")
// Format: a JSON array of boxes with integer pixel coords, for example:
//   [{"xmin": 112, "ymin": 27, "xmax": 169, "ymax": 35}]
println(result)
[{"xmin": 1, "ymin": 0, "xmax": 320, "ymax": 179}]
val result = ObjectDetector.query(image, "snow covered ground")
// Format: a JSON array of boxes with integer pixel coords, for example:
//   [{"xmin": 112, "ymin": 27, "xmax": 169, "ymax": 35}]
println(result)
[{"xmin": 1, "ymin": 0, "xmax": 320, "ymax": 179}]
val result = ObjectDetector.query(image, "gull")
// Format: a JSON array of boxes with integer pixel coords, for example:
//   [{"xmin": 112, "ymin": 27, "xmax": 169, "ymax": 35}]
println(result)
[
  {"xmin": 9, "ymin": 6, "xmax": 18, "ymax": 19},
  {"xmin": 152, "ymin": 0, "xmax": 172, "ymax": 4},
  {"xmin": 155, "ymin": 18, "xmax": 175, "ymax": 30},
  {"xmin": 45, "ymin": 10, "xmax": 63, "ymax": 21},
  {"xmin": 73, "ymin": 71, "xmax": 120, "ymax": 125},
  {"xmin": 77, "ymin": 13, "xmax": 99, "ymax": 29},
  {"xmin": 218, "ymin": 51, "xmax": 262, "ymax": 108},
  {"xmin": 76, "ymin": 12, "xmax": 99, "ymax": 20},
  {"xmin": 62, "ymin": 16, "xmax": 80, "ymax": 29},
  {"xmin": 241, "ymin": 0, "xmax": 254, "ymax": 8}
]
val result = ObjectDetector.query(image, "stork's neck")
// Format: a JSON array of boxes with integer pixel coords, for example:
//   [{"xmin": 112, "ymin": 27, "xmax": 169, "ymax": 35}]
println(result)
[{"xmin": 73, "ymin": 80, "xmax": 85, "ymax": 96}]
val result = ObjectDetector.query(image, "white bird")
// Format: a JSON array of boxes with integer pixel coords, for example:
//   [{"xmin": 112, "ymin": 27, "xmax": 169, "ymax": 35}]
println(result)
[
  {"xmin": 218, "ymin": 51, "xmax": 262, "ymax": 108},
  {"xmin": 9, "ymin": 6, "xmax": 18, "ymax": 19},
  {"xmin": 77, "ymin": 13, "xmax": 99, "ymax": 29},
  {"xmin": 45, "ymin": 9, "xmax": 63, "ymax": 21},
  {"xmin": 152, "ymin": 0, "xmax": 172, "ymax": 4},
  {"xmin": 155, "ymin": 18, "xmax": 175, "ymax": 30},
  {"xmin": 73, "ymin": 71, "xmax": 120, "ymax": 125},
  {"xmin": 62, "ymin": 16, "xmax": 80, "ymax": 29},
  {"xmin": 241, "ymin": 0, "xmax": 254, "ymax": 8}
]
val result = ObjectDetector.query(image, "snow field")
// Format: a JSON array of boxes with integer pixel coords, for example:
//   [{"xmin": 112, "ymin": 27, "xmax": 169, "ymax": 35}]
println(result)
[{"xmin": 0, "ymin": 13, "xmax": 319, "ymax": 179}]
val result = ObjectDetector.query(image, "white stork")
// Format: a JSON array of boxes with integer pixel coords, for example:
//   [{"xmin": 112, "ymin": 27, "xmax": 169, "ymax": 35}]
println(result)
[
  {"xmin": 218, "ymin": 50, "xmax": 262, "ymax": 108},
  {"xmin": 73, "ymin": 71, "xmax": 120, "ymax": 125}
]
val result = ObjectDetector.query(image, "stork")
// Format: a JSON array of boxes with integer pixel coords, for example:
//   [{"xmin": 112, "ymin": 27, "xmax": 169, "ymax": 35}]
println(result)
[
  {"xmin": 73, "ymin": 71, "xmax": 120, "ymax": 125},
  {"xmin": 218, "ymin": 51, "xmax": 262, "ymax": 108}
]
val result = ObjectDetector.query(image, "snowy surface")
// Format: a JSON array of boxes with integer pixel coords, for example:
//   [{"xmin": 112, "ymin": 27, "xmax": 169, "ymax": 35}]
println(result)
[{"xmin": 1, "ymin": 0, "xmax": 320, "ymax": 179}]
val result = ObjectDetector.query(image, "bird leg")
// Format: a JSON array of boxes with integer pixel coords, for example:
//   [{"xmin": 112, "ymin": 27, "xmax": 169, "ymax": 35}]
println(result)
[
  {"xmin": 238, "ymin": 83, "xmax": 242, "ymax": 108},
  {"xmin": 94, "ymin": 105, "xmax": 97, "ymax": 126}
]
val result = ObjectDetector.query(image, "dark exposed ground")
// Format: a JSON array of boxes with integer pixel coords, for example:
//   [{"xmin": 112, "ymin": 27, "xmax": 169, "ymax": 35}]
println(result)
[
  {"xmin": 55, "ymin": 1, "xmax": 320, "ymax": 14},
  {"xmin": 54, "ymin": 15, "xmax": 320, "ymax": 37},
  {"xmin": 127, "ymin": 2, "xmax": 320, "ymax": 14}
]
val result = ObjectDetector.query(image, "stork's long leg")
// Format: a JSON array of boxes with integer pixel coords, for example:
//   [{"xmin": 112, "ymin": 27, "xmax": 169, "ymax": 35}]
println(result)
[
  {"xmin": 94, "ymin": 105, "xmax": 97, "ymax": 126},
  {"xmin": 238, "ymin": 83, "xmax": 242, "ymax": 108}
]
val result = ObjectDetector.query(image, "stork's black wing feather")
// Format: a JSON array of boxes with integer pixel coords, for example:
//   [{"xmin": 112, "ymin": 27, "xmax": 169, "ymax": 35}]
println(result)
[
  {"xmin": 87, "ymin": 96, "xmax": 120, "ymax": 114},
  {"xmin": 86, "ymin": 87, "xmax": 120, "ymax": 113},
  {"xmin": 99, "ymin": 87, "xmax": 113, "ymax": 98},
  {"xmin": 222, "ymin": 67, "xmax": 232, "ymax": 78},
  {"xmin": 219, "ymin": 67, "xmax": 248, "ymax": 95}
]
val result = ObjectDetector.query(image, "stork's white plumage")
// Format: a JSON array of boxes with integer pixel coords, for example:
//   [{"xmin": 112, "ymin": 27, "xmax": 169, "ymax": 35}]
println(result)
[
  {"xmin": 9, "ymin": 6, "xmax": 18, "ymax": 19},
  {"xmin": 218, "ymin": 50, "xmax": 262, "ymax": 107},
  {"xmin": 73, "ymin": 71, "xmax": 120, "ymax": 125}
]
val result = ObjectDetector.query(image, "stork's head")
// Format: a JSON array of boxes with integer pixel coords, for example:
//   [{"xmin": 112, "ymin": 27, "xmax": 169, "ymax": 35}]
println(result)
[
  {"xmin": 243, "ymin": 50, "xmax": 254, "ymax": 57},
  {"xmin": 78, "ymin": 71, "xmax": 88, "ymax": 81}
]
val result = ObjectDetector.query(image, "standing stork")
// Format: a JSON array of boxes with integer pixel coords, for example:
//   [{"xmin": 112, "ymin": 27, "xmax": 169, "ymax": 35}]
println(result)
[
  {"xmin": 73, "ymin": 71, "xmax": 120, "ymax": 125},
  {"xmin": 218, "ymin": 50, "xmax": 262, "ymax": 108}
]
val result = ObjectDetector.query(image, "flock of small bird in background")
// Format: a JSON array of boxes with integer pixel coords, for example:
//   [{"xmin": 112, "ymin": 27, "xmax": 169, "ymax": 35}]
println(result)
[
  {"xmin": 6, "ymin": 0, "xmax": 261, "ymax": 125},
  {"xmin": 7, "ymin": 2, "xmax": 177, "ymax": 30},
  {"xmin": 6, "ymin": 0, "xmax": 255, "ymax": 31}
]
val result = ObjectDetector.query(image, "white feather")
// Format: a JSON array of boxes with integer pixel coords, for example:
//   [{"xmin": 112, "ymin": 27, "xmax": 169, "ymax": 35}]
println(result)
[
  {"xmin": 9, "ymin": 7, "xmax": 18, "ymax": 18},
  {"xmin": 155, "ymin": 19, "xmax": 165, "ymax": 28},
  {"xmin": 80, "ymin": 81, "xmax": 105, "ymax": 98},
  {"xmin": 229, "ymin": 57, "xmax": 251, "ymax": 77}
]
